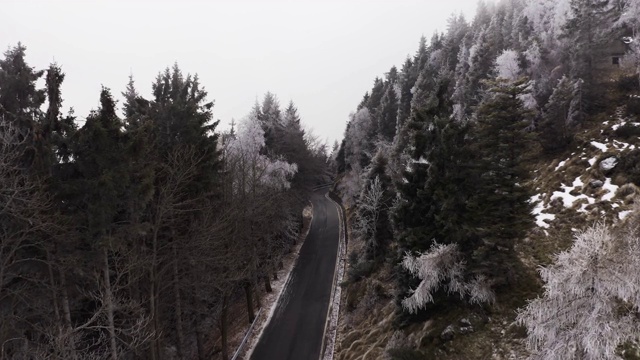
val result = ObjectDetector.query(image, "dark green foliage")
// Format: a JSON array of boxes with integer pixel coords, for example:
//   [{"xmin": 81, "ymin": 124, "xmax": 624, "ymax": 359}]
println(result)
[
  {"xmin": 378, "ymin": 80, "xmax": 399, "ymax": 142},
  {"xmin": 347, "ymin": 259, "xmax": 376, "ymax": 283},
  {"xmin": 618, "ymin": 74, "xmax": 640, "ymax": 92},
  {"xmin": 470, "ymin": 78, "xmax": 535, "ymax": 283},
  {"xmin": 538, "ymin": 76, "xmax": 581, "ymax": 153},
  {"xmin": 44, "ymin": 64, "xmax": 77, "ymax": 166},
  {"xmin": 614, "ymin": 122, "xmax": 640, "ymax": 139},
  {"xmin": 397, "ymin": 58, "xmax": 417, "ymax": 130},
  {"xmin": 0, "ymin": 43, "xmax": 46, "ymax": 166},
  {"xmin": 368, "ymin": 78, "xmax": 385, "ymax": 113},
  {"xmin": 618, "ymin": 149, "xmax": 640, "ymax": 186},
  {"xmin": 562, "ymin": 0, "xmax": 622, "ymax": 106},
  {"xmin": 66, "ymin": 88, "xmax": 130, "ymax": 239},
  {"xmin": 149, "ymin": 65, "xmax": 220, "ymax": 197},
  {"xmin": 627, "ymin": 97, "xmax": 640, "ymax": 117}
]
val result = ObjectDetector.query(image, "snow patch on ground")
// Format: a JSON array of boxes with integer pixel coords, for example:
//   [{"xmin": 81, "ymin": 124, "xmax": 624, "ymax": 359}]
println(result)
[
  {"xmin": 588, "ymin": 157, "xmax": 598, "ymax": 167},
  {"xmin": 590, "ymin": 141, "xmax": 608, "ymax": 152},
  {"xmin": 612, "ymin": 140, "xmax": 632, "ymax": 150},
  {"xmin": 549, "ymin": 176, "xmax": 596, "ymax": 213},
  {"xmin": 611, "ymin": 122, "xmax": 625, "ymax": 131},
  {"xmin": 619, "ymin": 210, "xmax": 633, "ymax": 220},
  {"xmin": 554, "ymin": 158, "xmax": 569, "ymax": 171},
  {"xmin": 530, "ymin": 194, "xmax": 555, "ymax": 229},
  {"xmin": 601, "ymin": 178, "xmax": 619, "ymax": 202}
]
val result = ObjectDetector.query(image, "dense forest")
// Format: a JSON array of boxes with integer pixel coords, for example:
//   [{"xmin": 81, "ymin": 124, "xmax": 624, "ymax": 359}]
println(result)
[
  {"xmin": 0, "ymin": 45, "xmax": 329, "ymax": 359},
  {"xmin": 333, "ymin": 0, "xmax": 640, "ymax": 359},
  {"xmin": 5, "ymin": 0, "xmax": 640, "ymax": 358}
]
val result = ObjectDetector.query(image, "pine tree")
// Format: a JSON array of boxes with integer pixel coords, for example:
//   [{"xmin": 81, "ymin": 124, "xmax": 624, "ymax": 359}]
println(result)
[
  {"xmin": 377, "ymin": 77, "xmax": 399, "ymax": 142},
  {"xmin": 66, "ymin": 88, "xmax": 135, "ymax": 360},
  {"xmin": 538, "ymin": 76, "xmax": 581, "ymax": 153},
  {"xmin": 470, "ymin": 78, "xmax": 535, "ymax": 284},
  {"xmin": 0, "ymin": 43, "xmax": 46, "ymax": 166},
  {"xmin": 149, "ymin": 66, "xmax": 220, "ymax": 196},
  {"xmin": 563, "ymin": 0, "xmax": 621, "ymax": 93},
  {"xmin": 44, "ymin": 64, "xmax": 76, "ymax": 166}
]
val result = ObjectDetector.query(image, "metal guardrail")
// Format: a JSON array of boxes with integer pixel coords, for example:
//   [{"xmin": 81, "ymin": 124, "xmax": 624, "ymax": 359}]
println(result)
[{"xmin": 231, "ymin": 307, "xmax": 263, "ymax": 360}]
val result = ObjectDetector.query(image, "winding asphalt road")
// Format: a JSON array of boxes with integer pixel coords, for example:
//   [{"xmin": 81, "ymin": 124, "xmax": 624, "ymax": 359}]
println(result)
[{"xmin": 250, "ymin": 187, "xmax": 340, "ymax": 360}]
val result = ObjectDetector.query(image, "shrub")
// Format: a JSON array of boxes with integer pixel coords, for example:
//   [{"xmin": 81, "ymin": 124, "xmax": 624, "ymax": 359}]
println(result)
[
  {"xmin": 627, "ymin": 96, "xmax": 640, "ymax": 117},
  {"xmin": 616, "ymin": 183, "xmax": 639, "ymax": 199},
  {"xmin": 617, "ymin": 74, "xmax": 640, "ymax": 92},
  {"xmin": 618, "ymin": 149, "xmax": 640, "ymax": 186},
  {"xmin": 347, "ymin": 259, "xmax": 376, "ymax": 283},
  {"xmin": 614, "ymin": 122, "xmax": 640, "ymax": 139}
]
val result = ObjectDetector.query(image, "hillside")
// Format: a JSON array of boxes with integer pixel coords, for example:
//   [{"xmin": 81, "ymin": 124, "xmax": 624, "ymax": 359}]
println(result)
[
  {"xmin": 334, "ymin": 83, "xmax": 640, "ymax": 359},
  {"xmin": 331, "ymin": 0, "xmax": 640, "ymax": 358}
]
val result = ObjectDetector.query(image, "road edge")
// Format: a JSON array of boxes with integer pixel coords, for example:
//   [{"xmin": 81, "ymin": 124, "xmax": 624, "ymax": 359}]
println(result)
[{"xmin": 320, "ymin": 191, "xmax": 347, "ymax": 360}]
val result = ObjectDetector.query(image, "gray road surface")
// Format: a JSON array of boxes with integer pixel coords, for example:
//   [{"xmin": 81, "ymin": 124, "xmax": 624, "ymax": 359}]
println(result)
[{"xmin": 250, "ymin": 188, "xmax": 340, "ymax": 360}]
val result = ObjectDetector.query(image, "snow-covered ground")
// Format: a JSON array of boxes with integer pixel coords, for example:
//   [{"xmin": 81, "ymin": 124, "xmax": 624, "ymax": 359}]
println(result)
[{"xmin": 529, "ymin": 113, "xmax": 638, "ymax": 231}]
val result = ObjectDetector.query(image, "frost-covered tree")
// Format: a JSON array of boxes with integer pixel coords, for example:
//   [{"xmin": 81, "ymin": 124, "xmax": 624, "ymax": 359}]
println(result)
[
  {"xmin": 563, "ymin": 0, "xmax": 621, "ymax": 86},
  {"xmin": 355, "ymin": 150, "xmax": 393, "ymax": 261},
  {"xmin": 343, "ymin": 107, "xmax": 376, "ymax": 173},
  {"xmin": 401, "ymin": 242, "xmax": 495, "ymax": 314},
  {"xmin": 523, "ymin": 0, "xmax": 572, "ymax": 47},
  {"xmin": 495, "ymin": 49, "xmax": 522, "ymax": 80},
  {"xmin": 227, "ymin": 113, "xmax": 297, "ymax": 193},
  {"xmin": 517, "ymin": 222, "xmax": 640, "ymax": 360}
]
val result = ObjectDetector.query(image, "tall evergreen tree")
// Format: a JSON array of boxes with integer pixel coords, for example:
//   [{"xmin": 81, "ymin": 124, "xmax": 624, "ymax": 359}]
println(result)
[
  {"xmin": 470, "ymin": 78, "xmax": 535, "ymax": 284},
  {"xmin": 0, "ymin": 43, "xmax": 46, "ymax": 166},
  {"xmin": 538, "ymin": 76, "xmax": 582, "ymax": 153}
]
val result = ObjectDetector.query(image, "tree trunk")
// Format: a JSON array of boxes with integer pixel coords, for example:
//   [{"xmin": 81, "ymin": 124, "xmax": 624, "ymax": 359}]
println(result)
[
  {"xmin": 59, "ymin": 268, "xmax": 77, "ymax": 360},
  {"xmin": 220, "ymin": 294, "xmax": 230, "ymax": 360},
  {"xmin": 59, "ymin": 270, "xmax": 73, "ymax": 329},
  {"xmin": 46, "ymin": 251, "xmax": 63, "ymax": 359},
  {"xmin": 244, "ymin": 282, "xmax": 255, "ymax": 323},
  {"xmin": 264, "ymin": 274, "xmax": 272, "ymax": 293},
  {"xmin": 253, "ymin": 277, "xmax": 262, "ymax": 309},
  {"xmin": 103, "ymin": 247, "xmax": 118, "ymax": 360},
  {"xmin": 149, "ymin": 229, "xmax": 160, "ymax": 360},
  {"xmin": 192, "ymin": 286, "xmax": 205, "ymax": 360},
  {"xmin": 172, "ymin": 244, "xmax": 185, "ymax": 360}
]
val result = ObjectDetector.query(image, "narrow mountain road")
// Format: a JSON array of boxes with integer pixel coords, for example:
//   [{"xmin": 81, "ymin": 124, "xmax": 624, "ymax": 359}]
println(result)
[{"xmin": 250, "ymin": 187, "xmax": 340, "ymax": 360}]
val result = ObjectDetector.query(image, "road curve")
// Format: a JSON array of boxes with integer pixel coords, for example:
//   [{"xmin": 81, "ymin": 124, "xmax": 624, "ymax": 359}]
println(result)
[{"xmin": 250, "ymin": 187, "xmax": 340, "ymax": 360}]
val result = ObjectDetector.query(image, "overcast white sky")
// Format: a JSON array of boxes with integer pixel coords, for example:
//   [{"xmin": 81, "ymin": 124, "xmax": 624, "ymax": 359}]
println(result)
[{"xmin": 2, "ymin": 0, "xmax": 481, "ymax": 145}]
